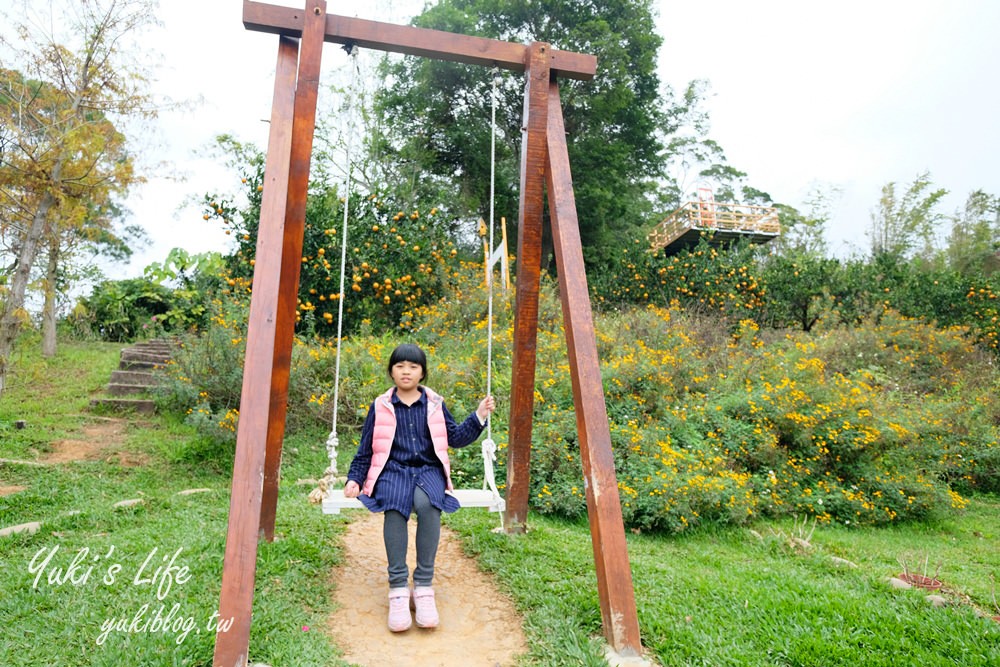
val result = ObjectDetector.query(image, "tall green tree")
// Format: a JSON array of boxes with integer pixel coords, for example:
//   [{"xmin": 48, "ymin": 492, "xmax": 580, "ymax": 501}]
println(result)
[
  {"xmin": 0, "ymin": 0, "xmax": 159, "ymax": 396},
  {"xmin": 373, "ymin": 0, "xmax": 667, "ymax": 270},
  {"xmin": 770, "ymin": 185, "xmax": 837, "ymax": 259},
  {"xmin": 944, "ymin": 189, "xmax": 999, "ymax": 276},
  {"xmin": 867, "ymin": 171, "xmax": 946, "ymax": 263},
  {"xmin": 658, "ymin": 79, "xmax": 772, "ymax": 208},
  {"xmin": 39, "ymin": 198, "xmax": 146, "ymax": 356}
]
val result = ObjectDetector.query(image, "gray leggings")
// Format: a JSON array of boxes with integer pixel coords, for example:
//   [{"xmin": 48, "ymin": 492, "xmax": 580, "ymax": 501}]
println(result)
[{"xmin": 383, "ymin": 485, "xmax": 441, "ymax": 588}]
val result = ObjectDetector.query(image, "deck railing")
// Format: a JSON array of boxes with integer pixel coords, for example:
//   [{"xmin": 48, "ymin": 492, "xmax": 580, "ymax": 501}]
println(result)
[{"xmin": 649, "ymin": 200, "xmax": 780, "ymax": 250}]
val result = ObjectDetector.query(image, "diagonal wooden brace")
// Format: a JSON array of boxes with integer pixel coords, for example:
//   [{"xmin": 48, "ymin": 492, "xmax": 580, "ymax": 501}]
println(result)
[{"xmin": 545, "ymin": 79, "xmax": 643, "ymax": 656}]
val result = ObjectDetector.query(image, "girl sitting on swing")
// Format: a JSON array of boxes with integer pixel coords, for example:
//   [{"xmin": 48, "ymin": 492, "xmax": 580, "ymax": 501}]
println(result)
[{"xmin": 343, "ymin": 343, "xmax": 495, "ymax": 632}]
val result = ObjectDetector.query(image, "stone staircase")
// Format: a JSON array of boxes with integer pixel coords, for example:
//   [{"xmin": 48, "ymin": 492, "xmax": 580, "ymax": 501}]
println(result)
[{"xmin": 89, "ymin": 339, "xmax": 177, "ymax": 414}]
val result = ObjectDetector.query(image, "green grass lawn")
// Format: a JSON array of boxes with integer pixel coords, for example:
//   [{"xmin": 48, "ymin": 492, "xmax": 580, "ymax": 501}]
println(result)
[
  {"xmin": 1, "ymin": 339, "xmax": 998, "ymax": 666},
  {"xmin": 448, "ymin": 503, "xmax": 1000, "ymax": 666}
]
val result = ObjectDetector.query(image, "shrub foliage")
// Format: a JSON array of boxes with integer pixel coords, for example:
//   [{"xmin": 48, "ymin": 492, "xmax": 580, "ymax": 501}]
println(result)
[{"xmin": 157, "ymin": 259, "xmax": 999, "ymax": 533}]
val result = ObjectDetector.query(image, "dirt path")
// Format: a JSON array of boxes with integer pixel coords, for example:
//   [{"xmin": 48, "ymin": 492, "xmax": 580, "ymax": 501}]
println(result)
[
  {"xmin": 0, "ymin": 419, "xmax": 141, "ymax": 493},
  {"xmin": 43, "ymin": 419, "xmax": 143, "ymax": 465},
  {"xmin": 326, "ymin": 511, "xmax": 527, "ymax": 667}
]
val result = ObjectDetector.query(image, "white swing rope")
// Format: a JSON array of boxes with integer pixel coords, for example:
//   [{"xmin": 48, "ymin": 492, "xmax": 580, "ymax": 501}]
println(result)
[
  {"xmin": 311, "ymin": 45, "xmax": 360, "ymax": 504},
  {"xmin": 314, "ymin": 62, "xmax": 507, "ymax": 522},
  {"xmin": 480, "ymin": 68, "xmax": 505, "ymax": 529}
]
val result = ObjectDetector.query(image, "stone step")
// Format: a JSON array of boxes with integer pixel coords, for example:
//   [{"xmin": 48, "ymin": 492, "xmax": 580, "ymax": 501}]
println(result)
[
  {"xmin": 89, "ymin": 398, "xmax": 156, "ymax": 415},
  {"xmin": 107, "ymin": 383, "xmax": 153, "ymax": 397},
  {"xmin": 119, "ymin": 359, "xmax": 162, "ymax": 371},
  {"xmin": 121, "ymin": 349, "xmax": 171, "ymax": 364},
  {"xmin": 131, "ymin": 347, "xmax": 172, "ymax": 357},
  {"xmin": 143, "ymin": 337, "xmax": 177, "ymax": 346},
  {"xmin": 90, "ymin": 341, "xmax": 175, "ymax": 415},
  {"xmin": 109, "ymin": 370, "xmax": 159, "ymax": 386},
  {"xmin": 131, "ymin": 342, "xmax": 175, "ymax": 353}
]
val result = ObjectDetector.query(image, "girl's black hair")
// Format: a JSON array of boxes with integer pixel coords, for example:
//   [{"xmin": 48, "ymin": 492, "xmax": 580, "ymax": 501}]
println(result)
[{"xmin": 387, "ymin": 343, "xmax": 428, "ymax": 382}]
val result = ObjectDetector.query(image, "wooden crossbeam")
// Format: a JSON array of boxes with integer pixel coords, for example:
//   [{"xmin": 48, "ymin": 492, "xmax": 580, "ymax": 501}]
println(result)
[{"xmin": 243, "ymin": 0, "xmax": 596, "ymax": 80}]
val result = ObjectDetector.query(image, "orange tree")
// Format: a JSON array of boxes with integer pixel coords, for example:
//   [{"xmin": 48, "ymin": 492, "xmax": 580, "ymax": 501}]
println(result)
[
  {"xmin": 590, "ymin": 231, "xmax": 1000, "ymax": 363},
  {"xmin": 964, "ymin": 277, "xmax": 999, "ymax": 353},
  {"xmin": 758, "ymin": 254, "xmax": 842, "ymax": 332},
  {"xmin": 888, "ymin": 263, "xmax": 999, "ymax": 354},
  {"xmin": 828, "ymin": 253, "xmax": 999, "ymax": 355},
  {"xmin": 200, "ymin": 139, "xmax": 472, "ymax": 336},
  {"xmin": 589, "ymin": 235, "xmax": 768, "ymax": 321}
]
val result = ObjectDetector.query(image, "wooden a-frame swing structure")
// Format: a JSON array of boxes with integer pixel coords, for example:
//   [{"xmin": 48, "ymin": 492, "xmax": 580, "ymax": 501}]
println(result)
[{"xmin": 215, "ymin": 2, "xmax": 643, "ymax": 664}]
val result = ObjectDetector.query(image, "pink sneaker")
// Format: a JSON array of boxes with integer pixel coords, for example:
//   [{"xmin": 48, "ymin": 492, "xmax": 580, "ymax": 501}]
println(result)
[
  {"xmin": 411, "ymin": 586, "xmax": 439, "ymax": 628},
  {"xmin": 387, "ymin": 587, "xmax": 412, "ymax": 632}
]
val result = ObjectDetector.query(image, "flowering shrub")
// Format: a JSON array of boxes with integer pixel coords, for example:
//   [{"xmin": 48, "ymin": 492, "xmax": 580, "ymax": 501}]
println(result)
[
  {"xmin": 157, "ymin": 255, "xmax": 999, "ymax": 532},
  {"xmin": 506, "ymin": 292, "xmax": 997, "ymax": 531},
  {"xmin": 288, "ymin": 332, "xmax": 396, "ymax": 440},
  {"xmin": 154, "ymin": 276, "xmax": 250, "ymax": 444},
  {"xmin": 965, "ymin": 279, "xmax": 1000, "ymax": 353}
]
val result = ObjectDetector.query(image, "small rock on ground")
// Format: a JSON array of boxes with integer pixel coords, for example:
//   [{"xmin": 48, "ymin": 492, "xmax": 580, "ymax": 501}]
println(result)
[{"xmin": 0, "ymin": 521, "xmax": 42, "ymax": 538}]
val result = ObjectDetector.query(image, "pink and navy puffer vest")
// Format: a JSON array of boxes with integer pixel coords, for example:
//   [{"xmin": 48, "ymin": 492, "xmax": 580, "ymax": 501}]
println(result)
[{"xmin": 360, "ymin": 386, "xmax": 454, "ymax": 496}]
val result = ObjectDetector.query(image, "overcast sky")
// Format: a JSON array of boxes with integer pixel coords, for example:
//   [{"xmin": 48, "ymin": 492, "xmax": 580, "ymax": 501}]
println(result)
[{"xmin": 107, "ymin": 0, "xmax": 1000, "ymax": 278}]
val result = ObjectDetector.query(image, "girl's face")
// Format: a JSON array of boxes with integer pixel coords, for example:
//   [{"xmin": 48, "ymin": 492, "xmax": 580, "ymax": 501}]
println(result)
[{"xmin": 390, "ymin": 360, "xmax": 423, "ymax": 391}]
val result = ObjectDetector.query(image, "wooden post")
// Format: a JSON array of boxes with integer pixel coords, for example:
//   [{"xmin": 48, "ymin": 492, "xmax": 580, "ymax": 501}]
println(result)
[
  {"xmin": 502, "ymin": 41, "xmax": 549, "ymax": 533},
  {"xmin": 545, "ymin": 80, "xmax": 643, "ymax": 656},
  {"xmin": 213, "ymin": 3, "xmax": 326, "ymax": 665},
  {"xmin": 257, "ymin": 32, "xmax": 301, "ymax": 539},
  {"xmin": 258, "ymin": 1, "xmax": 326, "ymax": 542}
]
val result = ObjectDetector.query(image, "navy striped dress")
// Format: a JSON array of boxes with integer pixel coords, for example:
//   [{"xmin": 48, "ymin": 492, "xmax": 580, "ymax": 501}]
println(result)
[{"xmin": 346, "ymin": 387, "xmax": 486, "ymax": 516}]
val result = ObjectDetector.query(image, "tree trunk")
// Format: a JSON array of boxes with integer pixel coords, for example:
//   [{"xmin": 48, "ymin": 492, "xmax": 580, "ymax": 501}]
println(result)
[
  {"xmin": 0, "ymin": 188, "xmax": 57, "ymax": 398},
  {"xmin": 41, "ymin": 234, "xmax": 59, "ymax": 358}
]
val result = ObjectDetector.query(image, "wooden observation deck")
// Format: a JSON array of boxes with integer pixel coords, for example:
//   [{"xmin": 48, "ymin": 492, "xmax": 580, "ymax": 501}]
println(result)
[{"xmin": 648, "ymin": 192, "xmax": 780, "ymax": 255}]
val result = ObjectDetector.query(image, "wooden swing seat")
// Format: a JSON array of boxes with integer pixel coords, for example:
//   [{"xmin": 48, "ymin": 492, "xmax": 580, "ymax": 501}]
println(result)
[{"xmin": 321, "ymin": 488, "xmax": 506, "ymax": 514}]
